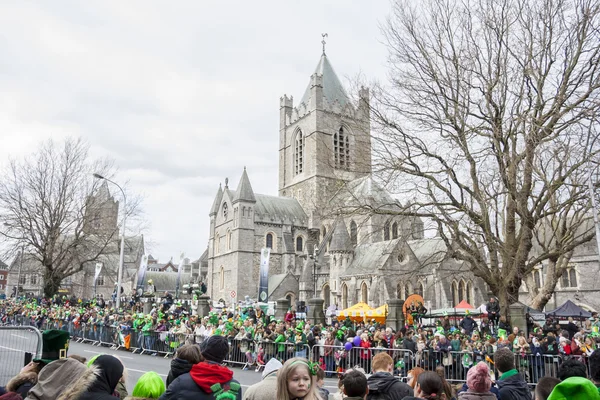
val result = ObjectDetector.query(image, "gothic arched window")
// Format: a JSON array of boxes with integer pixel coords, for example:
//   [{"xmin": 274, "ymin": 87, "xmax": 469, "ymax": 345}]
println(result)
[
  {"xmin": 415, "ymin": 282, "xmax": 424, "ymax": 297},
  {"xmin": 466, "ymin": 281, "xmax": 473, "ymax": 305},
  {"xmin": 451, "ymin": 280, "xmax": 458, "ymax": 306},
  {"xmin": 361, "ymin": 282, "xmax": 368, "ymax": 303},
  {"xmin": 266, "ymin": 233, "xmax": 274, "ymax": 249},
  {"xmin": 334, "ymin": 126, "xmax": 350, "ymax": 170},
  {"xmin": 384, "ymin": 220, "xmax": 391, "ymax": 241},
  {"xmin": 350, "ymin": 220, "xmax": 358, "ymax": 246},
  {"xmin": 392, "ymin": 222, "xmax": 399, "ymax": 239},
  {"xmin": 459, "ymin": 280, "xmax": 466, "ymax": 302},
  {"xmin": 296, "ymin": 236, "xmax": 303, "ymax": 252},
  {"xmin": 342, "ymin": 283, "xmax": 349, "ymax": 309},
  {"xmin": 295, "ymin": 129, "xmax": 304, "ymax": 175},
  {"xmin": 219, "ymin": 266, "xmax": 225, "ymax": 289},
  {"xmin": 404, "ymin": 282, "xmax": 413, "ymax": 299},
  {"xmin": 226, "ymin": 229, "xmax": 232, "ymax": 250}
]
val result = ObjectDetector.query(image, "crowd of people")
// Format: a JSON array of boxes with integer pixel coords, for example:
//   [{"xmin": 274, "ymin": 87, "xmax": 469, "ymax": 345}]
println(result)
[{"xmin": 1, "ymin": 294, "xmax": 600, "ymax": 399}]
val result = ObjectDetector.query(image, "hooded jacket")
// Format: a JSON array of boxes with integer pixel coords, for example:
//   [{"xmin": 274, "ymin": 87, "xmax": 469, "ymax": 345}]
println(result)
[
  {"xmin": 366, "ymin": 372, "xmax": 413, "ymax": 400},
  {"xmin": 25, "ymin": 358, "xmax": 88, "ymax": 400},
  {"xmin": 57, "ymin": 355, "xmax": 124, "ymax": 400},
  {"xmin": 458, "ymin": 390, "xmax": 498, "ymax": 400},
  {"xmin": 159, "ymin": 362, "xmax": 242, "ymax": 400},
  {"xmin": 496, "ymin": 370, "xmax": 532, "ymax": 400},
  {"xmin": 5, "ymin": 371, "xmax": 37, "ymax": 398},
  {"xmin": 166, "ymin": 358, "xmax": 194, "ymax": 388}
]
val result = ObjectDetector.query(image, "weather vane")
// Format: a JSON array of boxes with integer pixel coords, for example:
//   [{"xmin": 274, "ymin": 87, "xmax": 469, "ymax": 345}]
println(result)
[{"xmin": 321, "ymin": 33, "xmax": 328, "ymax": 55}]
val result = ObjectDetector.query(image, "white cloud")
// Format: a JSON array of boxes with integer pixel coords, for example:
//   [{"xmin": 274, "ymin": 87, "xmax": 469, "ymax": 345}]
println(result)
[{"xmin": 0, "ymin": 0, "xmax": 390, "ymax": 261}]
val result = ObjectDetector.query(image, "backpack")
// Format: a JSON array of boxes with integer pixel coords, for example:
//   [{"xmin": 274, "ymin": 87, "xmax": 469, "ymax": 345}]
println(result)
[
  {"xmin": 367, "ymin": 382, "xmax": 391, "ymax": 400},
  {"xmin": 366, "ymin": 389, "xmax": 390, "ymax": 400}
]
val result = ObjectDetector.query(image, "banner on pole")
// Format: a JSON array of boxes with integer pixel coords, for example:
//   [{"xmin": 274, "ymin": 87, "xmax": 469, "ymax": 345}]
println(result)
[
  {"xmin": 175, "ymin": 252, "xmax": 185, "ymax": 297},
  {"xmin": 136, "ymin": 255, "xmax": 149, "ymax": 292},
  {"xmin": 94, "ymin": 263, "xmax": 103, "ymax": 286},
  {"xmin": 258, "ymin": 248, "xmax": 270, "ymax": 302}
]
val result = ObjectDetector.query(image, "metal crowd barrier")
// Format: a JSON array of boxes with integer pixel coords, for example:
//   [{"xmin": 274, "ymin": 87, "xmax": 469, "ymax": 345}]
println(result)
[
  {"xmin": 0, "ymin": 326, "xmax": 43, "ymax": 386},
  {"xmin": 2, "ymin": 319, "xmax": 596, "ymax": 389}
]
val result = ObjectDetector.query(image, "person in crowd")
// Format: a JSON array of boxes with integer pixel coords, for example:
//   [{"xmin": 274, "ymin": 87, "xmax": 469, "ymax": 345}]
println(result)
[
  {"xmin": 534, "ymin": 377, "xmax": 560, "ymax": 400},
  {"xmin": 435, "ymin": 365, "xmax": 456, "ymax": 400},
  {"xmin": 243, "ymin": 358, "xmax": 282, "ymax": 400},
  {"xmin": 18, "ymin": 357, "xmax": 88, "ymax": 400},
  {"xmin": 565, "ymin": 317, "xmax": 579, "ymax": 340},
  {"xmin": 407, "ymin": 367, "xmax": 425, "ymax": 390},
  {"xmin": 557, "ymin": 357, "xmax": 587, "ymax": 380},
  {"xmin": 58, "ymin": 355, "xmax": 125, "ymax": 400},
  {"xmin": 366, "ymin": 352, "xmax": 413, "ymax": 400},
  {"xmin": 315, "ymin": 367, "xmax": 329, "ymax": 399},
  {"xmin": 546, "ymin": 376, "xmax": 600, "ymax": 400},
  {"xmin": 494, "ymin": 347, "xmax": 531, "ymax": 400},
  {"xmin": 2, "ymin": 361, "xmax": 42, "ymax": 398},
  {"xmin": 276, "ymin": 358, "xmax": 322, "ymax": 400},
  {"xmin": 458, "ymin": 362, "xmax": 496, "ymax": 400},
  {"xmin": 460, "ymin": 312, "xmax": 476, "ymax": 336},
  {"xmin": 589, "ymin": 349, "xmax": 600, "ymax": 393},
  {"xmin": 486, "ymin": 297, "xmax": 500, "ymax": 329},
  {"xmin": 160, "ymin": 335, "xmax": 242, "ymax": 400},
  {"xmin": 402, "ymin": 371, "xmax": 445, "ymax": 400},
  {"xmin": 341, "ymin": 369, "xmax": 368, "ymax": 400},
  {"xmin": 125, "ymin": 371, "xmax": 165, "ymax": 400},
  {"xmin": 166, "ymin": 344, "xmax": 202, "ymax": 388}
]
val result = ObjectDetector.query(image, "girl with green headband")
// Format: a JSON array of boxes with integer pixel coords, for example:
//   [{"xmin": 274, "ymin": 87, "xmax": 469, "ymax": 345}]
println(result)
[{"xmin": 276, "ymin": 358, "xmax": 321, "ymax": 400}]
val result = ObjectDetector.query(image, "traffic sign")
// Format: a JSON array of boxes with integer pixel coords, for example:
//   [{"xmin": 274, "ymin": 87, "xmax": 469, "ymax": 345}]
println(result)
[{"xmin": 230, "ymin": 290, "xmax": 236, "ymax": 298}]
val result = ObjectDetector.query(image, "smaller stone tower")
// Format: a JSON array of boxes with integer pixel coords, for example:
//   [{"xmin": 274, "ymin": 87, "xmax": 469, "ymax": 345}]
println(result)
[{"xmin": 84, "ymin": 181, "xmax": 119, "ymax": 237}]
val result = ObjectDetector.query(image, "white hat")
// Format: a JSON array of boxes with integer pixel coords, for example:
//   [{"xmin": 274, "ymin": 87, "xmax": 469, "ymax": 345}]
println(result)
[{"xmin": 262, "ymin": 358, "xmax": 283, "ymax": 379}]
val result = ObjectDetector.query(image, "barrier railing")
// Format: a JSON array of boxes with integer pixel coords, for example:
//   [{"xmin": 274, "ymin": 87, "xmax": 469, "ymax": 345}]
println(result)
[
  {"xmin": 1, "ymin": 320, "xmax": 595, "ymax": 389},
  {"xmin": 0, "ymin": 326, "xmax": 43, "ymax": 386}
]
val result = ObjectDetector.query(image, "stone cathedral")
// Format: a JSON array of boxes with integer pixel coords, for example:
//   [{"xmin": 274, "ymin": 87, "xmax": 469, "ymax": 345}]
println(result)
[{"xmin": 205, "ymin": 51, "xmax": 491, "ymax": 311}]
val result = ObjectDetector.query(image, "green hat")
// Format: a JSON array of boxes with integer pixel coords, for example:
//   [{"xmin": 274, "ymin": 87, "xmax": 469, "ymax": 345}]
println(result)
[
  {"xmin": 547, "ymin": 376, "xmax": 600, "ymax": 400},
  {"xmin": 34, "ymin": 330, "xmax": 70, "ymax": 364}
]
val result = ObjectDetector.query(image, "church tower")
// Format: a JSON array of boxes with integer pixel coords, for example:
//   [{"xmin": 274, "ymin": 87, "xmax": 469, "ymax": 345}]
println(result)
[
  {"xmin": 279, "ymin": 50, "xmax": 372, "ymax": 232},
  {"xmin": 84, "ymin": 181, "xmax": 119, "ymax": 237}
]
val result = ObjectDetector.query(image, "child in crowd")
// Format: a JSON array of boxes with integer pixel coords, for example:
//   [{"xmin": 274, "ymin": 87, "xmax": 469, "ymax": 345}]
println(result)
[{"xmin": 276, "ymin": 357, "xmax": 322, "ymax": 400}]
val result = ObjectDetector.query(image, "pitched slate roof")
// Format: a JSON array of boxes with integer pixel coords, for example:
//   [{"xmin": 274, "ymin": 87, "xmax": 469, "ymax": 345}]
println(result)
[
  {"xmin": 232, "ymin": 168, "xmax": 256, "ymax": 203},
  {"xmin": 254, "ymin": 194, "xmax": 308, "ymax": 225},
  {"xmin": 329, "ymin": 218, "xmax": 352, "ymax": 252},
  {"xmin": 407, "ymin": 238, "xmax": 448, "ymax": 264},
  {"xmin": 341, "ymin": 238, "xmax": 402, "ymax": 277},
  {"xmin": 300, "ymin": 54, "xmax": 350, "ymax": 110},
  {"xmin": 209, "ymin": 184, "xmax": 224, "ymax": 216},
  {"xmin": 331, "ymin": 176, "xmax": 401, "ymax": 213}
]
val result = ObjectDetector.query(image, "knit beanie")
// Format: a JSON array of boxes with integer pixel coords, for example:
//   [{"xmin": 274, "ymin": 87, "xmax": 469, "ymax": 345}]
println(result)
[
  {"xmin": 466, "ymin": 362, "xmax": 492, "ymax": 393},
  {"xmin": 200, "ymin": 335, "xmax": 229, "ymax": 363},
  {"xmin": 547, "ymin": 376, "xmax": 600, "ymax": 400}
]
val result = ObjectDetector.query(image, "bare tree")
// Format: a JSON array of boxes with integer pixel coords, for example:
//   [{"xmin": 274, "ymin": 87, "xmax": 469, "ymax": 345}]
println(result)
[
  {"xmin": 369, "ymin": 0, "xmax": 600, "ymax": 314},
  {"xmin": 0, "ymin": 137, "xmax": 143, "ymax": 297}
]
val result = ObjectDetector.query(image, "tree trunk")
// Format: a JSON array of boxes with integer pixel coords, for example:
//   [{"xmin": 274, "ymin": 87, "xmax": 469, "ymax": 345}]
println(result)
[{"xmin": 43, "ymin": 271, "xmax": 62, "ymax": 298}]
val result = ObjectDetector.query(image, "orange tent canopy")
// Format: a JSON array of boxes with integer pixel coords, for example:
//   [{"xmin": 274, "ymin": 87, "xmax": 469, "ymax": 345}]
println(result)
[
  {"xmin": 455, "ymin": 300, "xmax": 475, "ymax": 309},
  {"xmin": 337, "ymin": 302, "xmax": 374, "ymax": 322}
]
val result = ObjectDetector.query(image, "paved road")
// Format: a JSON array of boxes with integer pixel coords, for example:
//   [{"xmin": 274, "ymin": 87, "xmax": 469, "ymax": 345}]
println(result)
[{"xmin": 0, "ymin": 328, "xmax": 341, "ymax": 395}]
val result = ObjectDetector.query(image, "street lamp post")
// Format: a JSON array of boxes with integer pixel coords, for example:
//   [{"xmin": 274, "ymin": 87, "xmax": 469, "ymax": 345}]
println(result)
[
  {"xmin": 93, "ymin": 173, "xmax": 126, "ymax": 310},
  {"xmin": 588, "ymin": 172, "xmax": 600, "ymax": 268}
]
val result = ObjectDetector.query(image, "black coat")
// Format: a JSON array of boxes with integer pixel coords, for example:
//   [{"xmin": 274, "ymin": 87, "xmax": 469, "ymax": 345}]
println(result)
[
  {"xmin": 367, "ymin": 372, "xmax": 413, "ymax": 400},
  {"xmin": 166, "ymin": 358, "xmax": 194, "ymax": 388},
  {"xmin": 160, "ymin": 363, "xmax": 242, "ymax": 400},
  {"xmin": 497, "ymin": 373, "xmax": 532, "ymax": 400}
]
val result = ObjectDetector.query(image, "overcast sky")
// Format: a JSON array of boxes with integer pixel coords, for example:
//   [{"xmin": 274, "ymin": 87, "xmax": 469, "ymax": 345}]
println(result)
[{"xmin": 0, "ymin": 1, "xmax": 391, "ymax": 262}]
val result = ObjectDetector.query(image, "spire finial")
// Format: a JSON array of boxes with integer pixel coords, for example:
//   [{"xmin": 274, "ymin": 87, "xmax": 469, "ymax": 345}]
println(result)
[
  {"xmin": 321, "ymin": 33, "xmax": 328, "ymax": 55},
  {"xmin": 225, "ymin": 177, "xmax": 229, "ymax": 188}
]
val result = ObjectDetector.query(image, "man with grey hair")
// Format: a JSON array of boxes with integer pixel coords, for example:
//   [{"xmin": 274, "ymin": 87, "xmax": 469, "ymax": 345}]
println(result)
[{"xmin": 243, "ymin": 358, "xmax": 282, "ymax": 400}]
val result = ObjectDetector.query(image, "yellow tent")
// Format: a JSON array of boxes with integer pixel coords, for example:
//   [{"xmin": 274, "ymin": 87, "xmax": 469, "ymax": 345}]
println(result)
[
  {"xmin": 366, "ymin": 304, "xmax": 388, "ymax": 323},
  {"xmin": 337, "ymin": 302, "xmax": 374, "ymax": 322}
]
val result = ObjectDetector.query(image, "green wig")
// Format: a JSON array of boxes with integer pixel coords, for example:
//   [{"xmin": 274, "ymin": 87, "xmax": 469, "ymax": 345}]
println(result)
[
  {"xmin": 132, "ymin": 371, "xmax": 166, "ymax": 399},
  {"xmin": 87, "ymin": 354, "xmax": 104, "ymax": 367}
]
